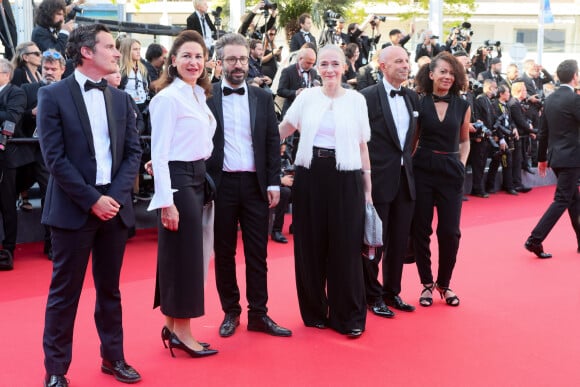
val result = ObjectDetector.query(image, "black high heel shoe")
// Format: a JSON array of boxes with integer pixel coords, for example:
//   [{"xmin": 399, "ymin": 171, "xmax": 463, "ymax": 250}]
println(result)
[
  {"xmin": 168, "ymin": 333, "xmax": 218, "ymax": 358},
  {"xmin": 435, "ymin": 284, "xmax": 460, "ymax": 306},
  {"xmin": 419, "ymin": 283, "xmax": 435, "ymax": 307},
  {"xmin": 161, "ymin": 326, "xmax": 210, "ymax": 349}
]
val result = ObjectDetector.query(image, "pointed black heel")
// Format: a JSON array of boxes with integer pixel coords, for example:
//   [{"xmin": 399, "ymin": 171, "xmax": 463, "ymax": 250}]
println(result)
[
  {"xmin": 161, "ymin": 326, "xmax": 210, "ymax": 349},
  {"xmin": 168, "ymin": 333, "xmax": 218, "ymax": 358}
]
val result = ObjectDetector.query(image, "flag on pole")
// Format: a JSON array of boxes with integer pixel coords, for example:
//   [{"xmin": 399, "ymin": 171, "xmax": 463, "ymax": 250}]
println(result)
[{"xmin": 543, "ymin": 0, "xmax": 554, "ymax": 24}]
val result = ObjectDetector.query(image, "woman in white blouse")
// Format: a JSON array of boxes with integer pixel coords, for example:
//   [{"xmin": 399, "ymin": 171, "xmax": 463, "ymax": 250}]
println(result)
[
  {"xmin": 279, "ymin": 44, "xmax": 372, "ymax": 338},
  {"xmin": 148, "ymin": 30, "xmax": 218, "ymax": 358}
]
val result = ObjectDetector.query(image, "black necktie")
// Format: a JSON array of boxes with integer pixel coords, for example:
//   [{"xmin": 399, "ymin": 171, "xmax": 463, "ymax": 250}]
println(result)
[
  {"xmin": 84, "ymin": 79, "xmax": 108, "ymax": 92},
  {"xmin": 390, "ymin": 89, "xmax": 405, "ymax": 98},
  {"xmin": 223, "ymin": 87, "xmax": 245, "ymax": 96},
  {"xmin": 433, "ymin": 94, "xmax": 452, "ymax": 103}
]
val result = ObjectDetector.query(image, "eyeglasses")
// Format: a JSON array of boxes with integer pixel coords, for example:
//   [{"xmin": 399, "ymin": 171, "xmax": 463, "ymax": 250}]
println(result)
[
  {"xmin": 42, "ymin": 51, "xmax": 63, "ymax": 59},
  {"xmin": 223, "ymin": 56, "xmax": 249, "ymax": 65},
  {"xmin": 25, "ymin": 51, "xmax": 41, "ymax": 57}
]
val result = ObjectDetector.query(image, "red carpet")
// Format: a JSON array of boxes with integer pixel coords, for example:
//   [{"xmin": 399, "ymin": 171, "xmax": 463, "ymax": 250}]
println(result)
[{"xmin": 1, "ymin": 185, "xmax": 580, "ymax": 386}]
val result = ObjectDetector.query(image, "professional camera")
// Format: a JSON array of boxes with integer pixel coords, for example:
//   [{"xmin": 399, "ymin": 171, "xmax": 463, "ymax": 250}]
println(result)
[
  {"xmin": 370, "ymin": 15, "xmax": 386, "ymax": 27},
  {"xmin": 260, "ymin": 0, "xmax": 277, "ymax": 12},
  {"xmin": 0, "ymin": 120, "xmax": 15, "ymax": 151},
  {"xmin": 473, "ymin": 121, "xmax": 499, "ymax": 148},
  {"xmin": 453, "ymin": 22, "xmax": 473, "ymax": 42},
  {"xmin": 65, "ymin": 0, "xmax": 83, "ymax": 22},
  {"xmin": 211, "ymin": 6, "xmax": 223, "ymax": 28},
  {"xmin": 251, "ymin": 31, "xmax": 263, "ymax": 40},
  {"xmin": 430, "ymin": 35, "xmax": 440, "ymax": 39},
  {"xmin": 324, "ymin": 10, "xmax": 341, "ymax": 29},
  {"xmin": 484, "ymin": 39, "xmax": 501, "ymax": 51},
  {"xmin": 469, "ymin": 79, "xmax": 483, "ymax": 96},
  {"xmin": 282, "ymin": 163, "xmax": 296, "ymax": 177}
]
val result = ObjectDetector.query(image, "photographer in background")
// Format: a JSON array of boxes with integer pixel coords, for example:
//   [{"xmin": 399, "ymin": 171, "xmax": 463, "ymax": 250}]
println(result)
[
  {"xmin": 261, "ymin": 27, "xmax": 282, "ymax": 81},
  {"xmin": 445, "ymin": 24, "xmax": 472, "ymax": 55},
  {"xmin": 271, "ymin": 142, "xmax": 293, "ymax": 244},
  {"xmin": 238, "ymin": 1, "xmax": 278, "ymax": 40},
  {"xmin": 509, "ymin": 81, "xmax": 534, "ymax": 193},
  {"xmin": 347, "ymin": 14, "xmax": 382, "ymax": 69},
  {"xmin": 478, "ymin": 57, "xmax": 505, "ymax": 85},
  {"xmin": 485, "ymin": 84, "xmax": 518, "ymax": 195},
  {"xmin": 415, "ymin": 31, "xmax": 443, "ymax": 62},
  {"xmin": 0, "ymin": 58, "xmax": 26, "ymax": 267},
  {"xmin": 248, "ymin": 39, "xmax": 273, "ymax": 90},
  {"xmin": 31, "ymin": 0, "xmax": 76, "ymax": 56}
]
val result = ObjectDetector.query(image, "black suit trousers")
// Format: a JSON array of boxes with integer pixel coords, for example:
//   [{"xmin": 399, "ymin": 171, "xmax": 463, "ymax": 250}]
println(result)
[
  {"xmin": 214, "ymin": 172, "xmax": 269, "ymax": 318},
  {"xmin": 0, "ymin": 166, "xmax": 17, "ymax": 252},
  {"xmin": 362, "ymin": 169, "xmax": 414, "ymax": 302},
  {"xmin": 468, "ymin": 138, "xmax": 488, "ymax": 194},
  {"xmin": 531, "ymin": 167, "xmax": 580, "ymax": 244},
  {"xmin": 43, "ymin": 215, "xmax": 129, "ymax": 375}
]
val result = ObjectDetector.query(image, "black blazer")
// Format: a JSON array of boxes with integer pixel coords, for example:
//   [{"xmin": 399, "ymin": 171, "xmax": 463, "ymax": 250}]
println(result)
[
  {"xmin": 361, "ymin": 83, "xmax": 419, "ymax": 204},
  {"xmin": 289, "ymin": 31, "xmax": 317, "ymax": 52},
  {"xmin": 31, "ymin": 25, "xmax": 68, "ymax": 55},
  {"xmin": 538, "ymin": 86, "xmax": 580, "ymax": 168},
  {"xmin": 276, "ymin": 63, "xmax": 318, "ymax": 117},
  {"xmin": 0, "ymin": 83, "xmax": 27, "ymax": 168},
  {"xmin": 206, "ymin": 82, "xmax": 281, "ymax": 201},
  {"xmin": 186, "ymin": 12, "xmax": 216, "ymax": 38},
  {"xmin": 36, "ymin": 75, "xmax": 142, "ymax": 230}
]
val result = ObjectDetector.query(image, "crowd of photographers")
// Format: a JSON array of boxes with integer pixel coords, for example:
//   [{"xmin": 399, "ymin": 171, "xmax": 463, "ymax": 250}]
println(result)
[{"xmin": 0, "ymin": 0, "xmax": 559, "ymax": 267}]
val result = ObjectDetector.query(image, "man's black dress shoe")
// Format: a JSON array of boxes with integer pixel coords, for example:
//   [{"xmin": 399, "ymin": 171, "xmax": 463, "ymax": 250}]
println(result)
[
  {"xmin": 367, "ymin": 301, "xmax": 395, "ymax": 318},
  {"xmin": 523, "ymin": 165, "xmax": 536, "ymax": 174},
  {"xmin": 515, "ymin": 186, "xmax": 532, "ymax": 193},
  {"xmin": 44, "ymin": 375, "xmax": 68, "ymax": 387},
  {"xmin": 219, "ymin": 314, "xmax": 240, "ymax": 337},
  {"xmin": 345, "ymin": 328, "xmax": 363, "ymax": 338},
  {"xmin": 271, "ymin": 231, "xmax": 288, "ymax": 243},
  {"xmin": 101, "ymin": 359, "xmax": 142, "ymax": 384},
  {"xmin": 385, "ymin": 295, "xmax": 416, "ymax": 312},
  {"xmin": 248, "ymin": 315, "xmax": 292, "ymax": 337},
  {"xmin": 505, "ymin": 189, "xmax": 519, "ymax": 195},
  {"xmin": 524, "ymin": 238, "xmax": 552, "ymax": 259},
  {"xmin": 471, "ymin": 192, "xmax": 489, "ymax": 198}
]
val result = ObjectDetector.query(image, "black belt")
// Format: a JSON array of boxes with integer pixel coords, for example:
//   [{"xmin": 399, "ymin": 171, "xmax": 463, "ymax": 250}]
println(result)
[
  {"xmin": 94, "ymin": 184, "xmax": 111, "ymax": 194},
  {"xmin": 313, "ymin": 147, "xmax": 335, "ymax": 158},
  {"xmin": 417, "ymin": 146, "xmax": 459, "ymax": 155}
]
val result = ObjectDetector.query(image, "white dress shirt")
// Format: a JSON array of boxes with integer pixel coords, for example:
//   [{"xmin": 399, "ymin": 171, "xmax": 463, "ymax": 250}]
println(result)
[
  {"xmin": 197, "ymin": 11, "xmax": 214, "ymax": 49},
  {"xmin": 74, "ymin": 69, "xmax": 112, "ymax": 185},
  {"xmin": 148, "ymin": 78, "xmax": 216, "ymax": 210},
  {"xmin": 382, "ymin": 78, "xmax": 410, "ymax": 165},
  {"xmin": 221, "ymin": 81, "xmax": 255, "ymax": 173}
]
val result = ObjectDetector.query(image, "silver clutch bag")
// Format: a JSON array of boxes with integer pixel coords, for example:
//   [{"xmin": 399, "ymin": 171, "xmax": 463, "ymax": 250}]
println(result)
[{"xmin": 363, "ymin": 202, "xmax": 383, "ymax": 260}]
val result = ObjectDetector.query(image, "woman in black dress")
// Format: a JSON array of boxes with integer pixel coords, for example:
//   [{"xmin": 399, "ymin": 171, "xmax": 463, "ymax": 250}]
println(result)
[{"xmin": 412, "ymin": 52, "xmax": 471, "ymax": 307}]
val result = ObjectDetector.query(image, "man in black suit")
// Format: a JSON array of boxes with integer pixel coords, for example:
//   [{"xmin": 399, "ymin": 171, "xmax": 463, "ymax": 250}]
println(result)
[
  {"xmin": 19, "ymin": 49, "xmax": 65, "ymax": 260},
  {"xmin": 478, "ymin": 57, "xmax": 505, "ymax": 85},
  {"xmin": 360, "ymin": 46, "xmax": 419, "ymax": 317},
  {"xmin": 38, "ymin": 24, "xmax": 142, "ymax": 387},
  {"xmin": 206, "ymin": 33, "xmax": 291, "ymax": 338},
  {"xmin": 276, "ymin": 47, "xmax": 317, "ymax": 117},
  {"xmin": 31, "ymin": 0, "xmax": 76, "ymax": 56},
  {"xmin": 525, "ymin": 59, "xmax": 580, "ymax": 259},
  {"xmin": 186, "ymin": 0, "xmax": 216, "ymax": 53},
  {"xmin": 289, "ymin": 13, "xmax": 316, "ymax": 52},
  {"xmin": 0, "ymin": 58, "xmax": 26, "ymax": 266}
]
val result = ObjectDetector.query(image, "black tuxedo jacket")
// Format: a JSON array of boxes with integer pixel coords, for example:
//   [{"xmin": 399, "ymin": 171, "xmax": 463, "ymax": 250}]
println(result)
[
  {"xmin": 361, "ymin": 83, "xmax": 419, "ymax": 204},
  {"xmin": 0, "ymin": 83, "xmax": 27, "ymax": 168},
  {"xmin": 206, "ymin": 82, "xmax": 281, "ymax": 201},
  {"xmin": 186, "ymin": 12, "xmax": 216, "ymax": 39},
  {"xmin": 37, "ymin": 75, "xmax": 142, "ymax": 230},
  {"xmin": 538, "ymin": 86, "xmax": 580, "ymax": 168},
  {"xmin": 276, "ymin": 63, "xmax": 319, "ymax": 117},
  {"xmin": 289, "ymin": 31, "xmax": 317, "ymax": 52}
]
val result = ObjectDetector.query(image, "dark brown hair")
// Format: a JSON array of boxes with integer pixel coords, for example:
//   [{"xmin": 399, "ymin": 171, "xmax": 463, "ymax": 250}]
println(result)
[
  {"xmin": 152, "ymin": 30, "xmax": 211, "ymax": 97},
  {"xmin": 414, "ymin": 51, "xmax": 467, "ymax": 95}
]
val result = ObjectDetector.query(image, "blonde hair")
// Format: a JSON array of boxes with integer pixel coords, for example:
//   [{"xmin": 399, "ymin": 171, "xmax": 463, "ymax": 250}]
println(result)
[{"xmin": 119, "ymin": 38, "xmax": 147, "ymax": 80}]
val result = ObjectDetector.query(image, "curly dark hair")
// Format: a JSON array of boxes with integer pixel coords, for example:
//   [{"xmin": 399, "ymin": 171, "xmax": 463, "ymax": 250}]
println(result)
[
  {"xmin": 152, "ymin": 30, "xmax": 211, "ymax": 97},
  {"xmin": 414, "ymin": 51, "xmax": 467, "ymax": 95},
  {"xmin": 34, "ymin": 0, "xmax": 67, "ymax": 29},
  {"xmin": 66, "ymin": 24, "xmax": 110, "ymax": 68}
]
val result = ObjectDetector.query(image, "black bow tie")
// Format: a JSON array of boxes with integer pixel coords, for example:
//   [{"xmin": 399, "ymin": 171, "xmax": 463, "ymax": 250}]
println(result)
[
  {"xmin": 301, "ymin": 69, "xmax": 310, "ymax": 74},
  {"xmin": 433, "ymin": 94, "xmax": 452, "ymax": 103},
  {"xmin": 84, "ymin": 79, "xmax": 107, "ymax": 92},
  {"xmin": 223, "ymin": 87, "xmax": 245, "ymax": 96},
  {"xmin": 389, "ymin": 89, "xmax": 405, "ymax": 98}
]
